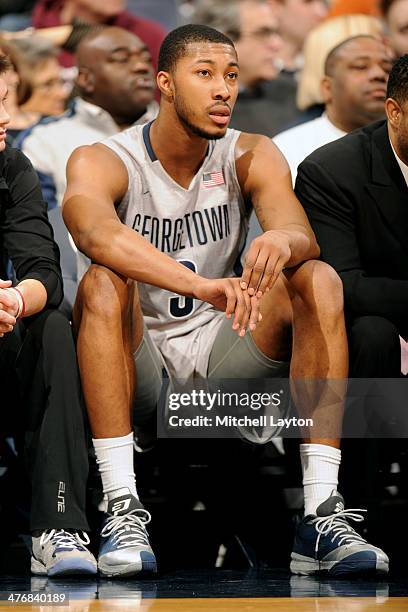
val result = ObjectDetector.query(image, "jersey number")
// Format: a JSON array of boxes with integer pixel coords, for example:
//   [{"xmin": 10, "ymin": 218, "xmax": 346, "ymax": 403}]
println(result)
[{"xmin": 169, "ymin": 260, "xmax": 197, "ymax": 318}]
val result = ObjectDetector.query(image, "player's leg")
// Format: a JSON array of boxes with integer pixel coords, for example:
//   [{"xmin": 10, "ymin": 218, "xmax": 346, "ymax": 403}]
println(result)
[
  {"xmin": 9, "ymin": 310, "xmax": 97, "ymax": 576},
  {"xmin": 73, "ymin": 264, "xmax": 156, "ymax": 577},
  {"xmin": 282, "ymin": 260, "xmax": 388, "ymax": 576}
]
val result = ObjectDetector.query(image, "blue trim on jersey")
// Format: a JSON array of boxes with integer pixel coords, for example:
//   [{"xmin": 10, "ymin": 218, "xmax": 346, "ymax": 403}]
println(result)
[{"xmin": 143, "ymin": 121, "xmax": 157, "ymax": 161}]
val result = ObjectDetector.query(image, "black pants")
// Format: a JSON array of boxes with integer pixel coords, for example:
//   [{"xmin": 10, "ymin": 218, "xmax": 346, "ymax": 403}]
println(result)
[
  {"xmin": 0, "ymin": 309, "xmax": 89, "ymax": 532},
  {"xmin": 348, "ymin": 315, "xmax": 402, "ymax": 377},
  {"xmin": 341, "ymin": 315, "xmax": 404, "ymax": 512}
]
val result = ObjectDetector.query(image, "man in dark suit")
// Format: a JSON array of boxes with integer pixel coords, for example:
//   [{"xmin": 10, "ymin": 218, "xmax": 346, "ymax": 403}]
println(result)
[{"xmin": 296, "ymin": 54, "xmax": 408, "ymax": 380}]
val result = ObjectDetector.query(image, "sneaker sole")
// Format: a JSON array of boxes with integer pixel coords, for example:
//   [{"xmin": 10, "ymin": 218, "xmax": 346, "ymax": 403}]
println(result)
[
  {"xmin": 290, "ymin": 552, "xmax": 389, "ymax": 577},
  {"xmin": 31, "ymin": 556, "xmax": 97, "ymax": 577},
  {"xmin": 99, "ymin": 553, "xmax": 157, "ymax": 578}
]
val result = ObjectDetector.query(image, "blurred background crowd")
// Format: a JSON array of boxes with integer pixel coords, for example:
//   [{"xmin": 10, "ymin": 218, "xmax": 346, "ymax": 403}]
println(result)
[{"xmin": 1, "ymin": 0, "xmax": 408, "ymax": 573}]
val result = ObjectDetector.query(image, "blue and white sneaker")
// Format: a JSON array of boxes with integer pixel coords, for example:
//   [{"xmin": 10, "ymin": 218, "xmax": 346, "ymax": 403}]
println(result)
[
  {"xmin": 290, "ymin": 491, "xmax": 389, "ymax": 577},
  {"xmin": 98, "ymin": 488, "xmax": 157, "ymax": 578},
  {"xmin": 31, "ymin": 529, "xmax": 97, "ymax": 576}
]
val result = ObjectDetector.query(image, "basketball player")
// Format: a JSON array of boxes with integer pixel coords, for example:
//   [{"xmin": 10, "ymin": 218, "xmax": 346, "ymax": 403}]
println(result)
[{"xmin": 62, "ymin": 25, "xmax": 388, "ymax": 577}]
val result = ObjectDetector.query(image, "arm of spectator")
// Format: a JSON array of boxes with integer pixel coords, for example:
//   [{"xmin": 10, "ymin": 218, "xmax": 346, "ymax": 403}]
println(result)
[
  {"xmin": 2, "ymin": 25, "xmax": 73, "ymax": 47},
  {"xmin": 2, "ymin": 149, "xmax": 63, "ymax": 310},
  {"xmin": 235, "ymin": 132, "xmax": 319, "ymax": 295},
  {"xmin": 296, "ymin": 158, "xmax": 408, "ymax": 322}
]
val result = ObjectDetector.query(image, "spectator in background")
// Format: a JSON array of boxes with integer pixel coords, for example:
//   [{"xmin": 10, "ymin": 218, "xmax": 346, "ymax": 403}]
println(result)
[
  {"xmin": 269, "ymin": 0, "xmax": 329, "ymax": 74},
  {"xmin": 32, "ymin": 0, "xmax": 166, "ymax": 68},
  {"xmin": 0, "ymin": 38, "xmax": 38, "ymax": 145},
  {"xmin": 19, "ymin": 27, "xmax": 157, "ymax": 212},
  {"xmin": 295, "ymin": 14, "xmax": 384, "ymax": 125},
  {"xmin": 12, "ymin": 37, "xmax": 68, "ymax": 118},
  {"xmin": 193, "ymin": 0, "xmax": 300, "ymax": 136},
  {"xmin": 274, "ymin": 35, "xmax": 392, "ymax": 182},
  {"xmin": 381, "ymin": 0, "xmax": 408, "ymax": 57},
  {"xmin": 0, "ymin": 0, "xmax": 35, "ymax": 32}
]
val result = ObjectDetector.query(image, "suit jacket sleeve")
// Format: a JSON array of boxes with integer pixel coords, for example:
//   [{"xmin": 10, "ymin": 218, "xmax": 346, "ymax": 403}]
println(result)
[
  {"xmin": 1, "ymin": 149, "xmax": 63, "ymax": 308},
  {"xmin": 295, "ymin": 157, "xmax": 408, "ymax": 323}
]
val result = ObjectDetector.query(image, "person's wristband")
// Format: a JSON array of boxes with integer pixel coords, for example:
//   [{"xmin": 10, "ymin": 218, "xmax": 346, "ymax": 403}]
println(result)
[{"xmin": 7, "ymin": 287, "xmax": 25, "ymax": 319}]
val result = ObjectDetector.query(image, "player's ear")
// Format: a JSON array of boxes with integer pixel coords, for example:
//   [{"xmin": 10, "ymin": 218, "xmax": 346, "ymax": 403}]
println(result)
[
  {"xmin": 156, "ymin": 70, "xmax": 175, "ymax": 100},
  {"xmin": 385, "ymin": 97, "xmax": 402, "ymax": 128},
  {"xmin": 76, "ymin": 67, "xmax": 95, "ymax": 94}
]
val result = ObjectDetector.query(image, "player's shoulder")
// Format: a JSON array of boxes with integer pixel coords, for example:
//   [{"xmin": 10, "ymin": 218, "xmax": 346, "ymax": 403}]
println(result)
[
  {"xmin": 68, "ymin": 141, "xmax": 124, "ymax": 165},
  {"xmin": 66, "ymin": 142, "xmax": 128, "ymax": 189},
  {"xmin": 235, "ymin": 131, "xmax": 282, "ymax": 160}
]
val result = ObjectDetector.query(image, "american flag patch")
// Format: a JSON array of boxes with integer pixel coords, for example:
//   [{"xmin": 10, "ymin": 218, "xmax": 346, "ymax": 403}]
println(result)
[{"xmin": 202, "ymin": 170, "xmax": 225, "ymax": 188}]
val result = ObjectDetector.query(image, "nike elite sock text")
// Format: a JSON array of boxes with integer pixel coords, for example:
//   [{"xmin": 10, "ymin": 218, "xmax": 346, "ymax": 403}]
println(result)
[
  {"xmin": 93, "ymin": 432, "xmax": 138, "ymax": 501},
  {"xmin": 300, "ymin": 443, "xmax": 341, "ymax": 516}
]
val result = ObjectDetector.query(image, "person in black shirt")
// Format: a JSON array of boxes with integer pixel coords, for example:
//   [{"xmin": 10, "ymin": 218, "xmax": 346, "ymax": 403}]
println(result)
[{"xmin": 0, "ymin": 54, "xmax": 96, "ymax": 577}]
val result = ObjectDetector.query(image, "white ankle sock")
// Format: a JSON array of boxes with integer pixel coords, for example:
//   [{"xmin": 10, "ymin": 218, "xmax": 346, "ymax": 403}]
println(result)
[
  {"xmin": 300, "ymin": 443, "xmax": 341, "ymax": 516},
  {"xmin": 92, "ymin": 432, "xmax": 138, "ymax": 501}
]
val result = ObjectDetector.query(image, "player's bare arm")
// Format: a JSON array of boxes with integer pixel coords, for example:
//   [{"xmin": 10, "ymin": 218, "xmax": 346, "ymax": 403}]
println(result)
[
  {"xmin": 235, "ymin": 133, "xmax": 320, "ymax": 296},
  {"xmin": 63, "ymin": 143, "xmax": 260, "ymax": 334}
]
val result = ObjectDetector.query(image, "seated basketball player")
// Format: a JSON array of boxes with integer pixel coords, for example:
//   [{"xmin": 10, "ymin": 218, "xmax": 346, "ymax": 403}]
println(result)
[{"xmin": 62, "ymin": 25, "xmax": 388, "ymax": 578}]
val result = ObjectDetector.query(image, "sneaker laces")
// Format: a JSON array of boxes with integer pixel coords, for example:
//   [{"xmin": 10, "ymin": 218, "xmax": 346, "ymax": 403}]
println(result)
[
  {"xmin": 314, "ymin": 508, "xmax": 368, "ymax": 556},
  {"xmin": 101, "ymin": 509, "xmax": 151, "ymax": 549},
  {"xmin": 40, "ymin": 529, "xmax": 90, "ymax": 551}
]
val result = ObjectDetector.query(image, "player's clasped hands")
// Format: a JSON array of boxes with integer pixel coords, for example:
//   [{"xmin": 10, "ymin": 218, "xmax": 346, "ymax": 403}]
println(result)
[
  {"xmin": 240, "ymin": 230, "xmax": 292, "ymax": 298},
  {"xmin": 193, "ymin": 276, "xmax": 262, "ymax": 337},
  {"xmin": 0, "ymin": 279, "xmax": 18, "ymax": 337}
]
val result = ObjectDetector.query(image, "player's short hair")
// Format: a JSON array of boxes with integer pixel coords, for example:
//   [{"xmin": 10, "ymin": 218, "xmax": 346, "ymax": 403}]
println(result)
[
  {"xmin": 158, "ymin": 24, "xmax": 236, "ymax": 73},
  {"xmin": 324, "ymin": 34, "xmax": 377, "ymax": 76},
  {"xmin": 0, "ymin": 54, "xmax": 10, "ymax": 75},
  {"xmin": 387, "ymin": 54, "xmax": 408, "ymax": 104}
]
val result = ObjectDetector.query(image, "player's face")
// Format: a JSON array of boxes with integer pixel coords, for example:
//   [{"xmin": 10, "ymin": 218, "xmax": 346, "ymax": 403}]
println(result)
[
  {"xmin": 328, "ymin": 38, "xmax": 393, "ymax": 126},
  {"xmin": 171, "ymin": 43, "xmax": 239, "ymax": 140},
  {"xmin": 0, "ymin": 78, "xmax": 10, "ymax": 152}
]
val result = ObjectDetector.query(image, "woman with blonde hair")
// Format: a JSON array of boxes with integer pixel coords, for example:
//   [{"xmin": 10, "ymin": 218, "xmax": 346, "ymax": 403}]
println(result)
[{"xmin": 296, "ymin": 14, "xmax": 384, "ymax": 121}]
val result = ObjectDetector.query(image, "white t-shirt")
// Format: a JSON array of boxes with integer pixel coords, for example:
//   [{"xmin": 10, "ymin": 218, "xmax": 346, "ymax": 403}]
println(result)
[{"xmin": 273, "ymin": 113, "xmax": 346, "ymax": 186}]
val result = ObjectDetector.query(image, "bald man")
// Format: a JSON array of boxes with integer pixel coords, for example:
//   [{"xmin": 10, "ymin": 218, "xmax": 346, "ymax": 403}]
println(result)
[
  {"xmin": 19, "ymin": 26, "xmax": 158, "ymax": 213},
  {"xmin": 274, "ymin": 35, "xmax": 393, "ymax": 183}
]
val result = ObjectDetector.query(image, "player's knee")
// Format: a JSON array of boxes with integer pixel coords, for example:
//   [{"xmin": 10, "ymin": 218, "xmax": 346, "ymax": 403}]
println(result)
[
  {"xmin": 292, "ymin": 260, "xmax": 344, "ymax": 318},
  {"xmin": 79, "ymin": 264, "xmax": 128, "ymax": 319}
]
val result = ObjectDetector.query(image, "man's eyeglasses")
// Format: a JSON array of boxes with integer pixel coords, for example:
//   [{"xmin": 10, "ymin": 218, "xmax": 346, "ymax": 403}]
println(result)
[{"xmin": 239, "ymin": 27, "xmax": 282, "ymax": 42}]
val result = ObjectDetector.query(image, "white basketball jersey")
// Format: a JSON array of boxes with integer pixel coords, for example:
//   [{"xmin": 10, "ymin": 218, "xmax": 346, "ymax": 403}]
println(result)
[{"xmin": 103, "ymin": 122, "xmax": 249, "ymax": 378}]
